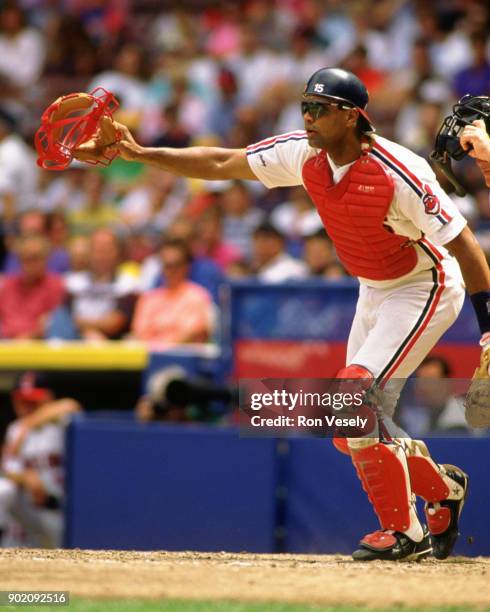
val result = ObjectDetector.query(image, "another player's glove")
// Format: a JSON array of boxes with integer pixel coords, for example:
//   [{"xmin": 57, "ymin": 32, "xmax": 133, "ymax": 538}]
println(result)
[
  {"xmin": 35, "ymin": 87, "xmax": 121, "ymax": 170},
  {"xmin": 465, "ymin": 339, "xmax": 490, "ymax": 428}
]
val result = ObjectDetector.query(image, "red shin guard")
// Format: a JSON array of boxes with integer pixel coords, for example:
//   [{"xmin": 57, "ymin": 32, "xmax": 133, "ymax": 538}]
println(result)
[{"xmin": 350, "ymin": 442, "xmax": 411, "ymax": 532}]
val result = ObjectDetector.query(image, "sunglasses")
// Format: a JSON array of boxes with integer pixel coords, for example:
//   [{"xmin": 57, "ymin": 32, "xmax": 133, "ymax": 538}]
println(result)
[{"xmin": 301, "ymin": 100, "xmax": 350, "ymax": 121}]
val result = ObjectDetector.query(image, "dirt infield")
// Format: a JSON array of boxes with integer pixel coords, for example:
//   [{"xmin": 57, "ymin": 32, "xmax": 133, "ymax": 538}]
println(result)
[{"xmin": 1, "ymin": 549, "xmax": 489, "ymax": 608}]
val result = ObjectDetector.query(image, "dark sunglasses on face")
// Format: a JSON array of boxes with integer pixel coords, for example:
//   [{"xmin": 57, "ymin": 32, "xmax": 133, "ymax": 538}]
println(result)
[{"xmin": 301, "ymin": 100, "xmax": 350, "ymax": 121}]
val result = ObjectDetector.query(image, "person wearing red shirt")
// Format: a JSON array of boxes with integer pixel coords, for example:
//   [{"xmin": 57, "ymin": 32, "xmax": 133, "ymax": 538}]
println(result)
[{"xmin": 0, "ymin": 235, "xmax": 65, "ymax": 339}]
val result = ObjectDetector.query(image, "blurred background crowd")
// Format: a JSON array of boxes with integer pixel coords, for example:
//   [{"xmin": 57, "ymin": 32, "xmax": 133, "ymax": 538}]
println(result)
[{"xmin": 0, "ymin": 0, "xmax": 489, "ymax": 344}]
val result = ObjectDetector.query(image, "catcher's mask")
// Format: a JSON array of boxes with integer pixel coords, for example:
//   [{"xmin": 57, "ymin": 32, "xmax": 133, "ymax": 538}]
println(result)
[
  {"xmin": 430, "ymin": 94, "xmax": 490, "ymax": 196},
  {"xmin": 35, "ymin": 87, "xmax": 119, "ymax": 171}
]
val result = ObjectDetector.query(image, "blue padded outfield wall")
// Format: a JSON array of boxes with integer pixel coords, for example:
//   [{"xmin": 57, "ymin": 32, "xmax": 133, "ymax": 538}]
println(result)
[
  {"xmin": 65, "ymin": 418, "xmax": 490, "ymax": 556},
  {"xmin": 65, "ymin": 418, "xmax": 278, "ymax": 552}
]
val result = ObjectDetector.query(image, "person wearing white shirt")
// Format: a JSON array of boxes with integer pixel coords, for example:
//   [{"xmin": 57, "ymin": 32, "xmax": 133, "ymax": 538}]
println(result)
[
  {"xmin": 0, "ymin": 110, "xmax": 38, "ymax": 217},
  {"xmin": 252, "ymin": 222, "xmax": 307, "ymax": 283}
]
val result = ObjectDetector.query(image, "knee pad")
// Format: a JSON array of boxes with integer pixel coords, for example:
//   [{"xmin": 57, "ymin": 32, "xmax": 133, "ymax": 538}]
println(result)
[
  {"xmin": 336, "ymin": 364, "xmax": 374, "ymax": 390},
  {"xmin": 334, "ymin": 364, "xmax": 378, "ymax": 440}
]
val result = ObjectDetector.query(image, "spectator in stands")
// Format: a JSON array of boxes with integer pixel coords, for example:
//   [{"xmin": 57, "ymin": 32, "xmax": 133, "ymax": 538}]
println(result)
[
  {"xmin": 251, "ymin": 222, "xmax": 307, "ymax": 282},
  {"xmin": 207, "ymin": 67, "xmax": 241, "ymax": 142},
  {"xmin": 303, "ymin": 231, "xmax": 346, "ymax": 279},
  {"xmin": 118, "ymin": 166, "xmax": 187, "ymax": 233},
  {"xmin": 342, "ymin": 44, "xmax": 386, "ymax": 95},
  {"xmin": 453, "ymin": 32, "xmax": 490, "ymax": 99},
  {"xmin": 43, "ymin": 13, "xmax": 97, "ymax": 78},
  {"xmin": 167, "ymin": 72, "xmax": 209, "ymax": 139},
  {"xmin": 418, "ymin": 8, "xmax": 473, "ymax": 79},
  {"xmin": 394, "ymin": 79, "xmax": 451, "ymax": 157},
  {"xmin": 0, "ymin": 234, "xmax": 64, "ymax": 339},
  {"xmin": 3, "ymin": 210, "xmax": 70, "ymax": 275},
  {"xmin": 0, "ymin": 2, "xmax": 46, "ymax": 91},
  {"xmin": 64, "ymin": 235, "xmax": 90, "ymax": 291},
  {"xmin": 68, "ymin": 172, "xmax": 120, "ymax": 235},
  {"xmin": 0, "ymin": 109, "xmax": 38, "ymax": 221},
  {"xmin": 150, "ymin": 103, "xmax": 192, "ymax": 149},
  {"xmin": 38, "ymin": 164, "xmax": 86, "ymax": 212},
  {"xmin": 228, "ymin": 24, "xmax": 284, "ymax": 106},
  {"xmin": 195, "ymin": 208, "xmax": 242, "ymax": 272},
  {"xmin": 270, "ymin": 186, "xmax": 323, "ymax": 250},
  {"xmin": 0, "ymin": 372, "xmax": 81, "ymax": 547},
  {"xmin": 45, "ymin": 212, "xmax": 70, "ymax": 273},
  {"xmin": 281, "ymin": 25, "xmax": 330, "ymax": 89},
  {"xmin": 221, "ymin": 180, "xmax": 263, "ymax": 258},
  {"xmin": 397, "ymin": 356, "xmax": 469, "ymax": 436},
  {"xmin": 138, "ymin": 217, "xmax": 224, "ymax": 302},
  {"xmin": 50, "ymin": 229, "xmax": 137, "ymax": 341},
  {"xmin": 132, "ymin": 239, "xmax": 214, "ymax": 345},
  {"xmin": 88, "ymin": 43, "xmax": 148, "ymax": 130}
]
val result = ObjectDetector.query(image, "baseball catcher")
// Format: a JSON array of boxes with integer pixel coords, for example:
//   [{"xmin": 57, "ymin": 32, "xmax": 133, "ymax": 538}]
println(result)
[{"xmin": 71, "ymin": 68, "xmax": 490, "ymax": 562}]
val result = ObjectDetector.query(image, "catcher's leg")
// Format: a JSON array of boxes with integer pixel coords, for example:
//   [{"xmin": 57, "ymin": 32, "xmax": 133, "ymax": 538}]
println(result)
[
  {"xmin": 348, "ymin": 435, "xmax": 432, "ymax": 562},
  {"xmin": 332, "ymin": 366, "xmax": 430, "ymax": 561},
  {"xmin": 403, "ymin": 439, "xmax": 469, "ymax": 559}
]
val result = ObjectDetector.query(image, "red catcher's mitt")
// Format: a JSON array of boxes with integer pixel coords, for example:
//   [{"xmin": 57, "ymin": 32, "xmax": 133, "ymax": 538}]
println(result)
[{"xmin": 34, "ymin": 87, "xmax": 120, "ymax": 170}]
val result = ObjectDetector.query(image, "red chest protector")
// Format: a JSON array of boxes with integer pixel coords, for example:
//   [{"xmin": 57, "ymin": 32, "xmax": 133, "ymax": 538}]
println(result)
[{"xmin": 302, "ymin": 150, "xmax": 417, "ymax": 281}]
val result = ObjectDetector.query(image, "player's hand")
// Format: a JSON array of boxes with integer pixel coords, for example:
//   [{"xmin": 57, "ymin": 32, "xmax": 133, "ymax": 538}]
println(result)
[
  {"xmin": 105, "ymin": 121, "xmax": 142, "ymax": 162},
  {"xmin": 460, "ymin": 119, "xmax": 490, "ymax": 162},
  {"xmin": 73, "ymin": 115, "xmax": 119, "ymax": 163},
  {"xmin": 22, "ymin": 469, "xmax": 47, "ymax": 506}
]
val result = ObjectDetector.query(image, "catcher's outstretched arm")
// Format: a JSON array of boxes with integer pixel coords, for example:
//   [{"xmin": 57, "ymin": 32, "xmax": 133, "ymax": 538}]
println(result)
[
  {"xmin": 76, "ymin": 121, "xmax": 257, "ymax": 181},
  {"xmin": 131, "ymin": 145, "xmax": 257, "ymax": 180}
]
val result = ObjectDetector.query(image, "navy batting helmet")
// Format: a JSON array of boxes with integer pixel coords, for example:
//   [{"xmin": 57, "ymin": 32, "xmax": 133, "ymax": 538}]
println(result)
[{"xmin": 304, "ymin": 68, "xmax": 374, "ymax": 132}]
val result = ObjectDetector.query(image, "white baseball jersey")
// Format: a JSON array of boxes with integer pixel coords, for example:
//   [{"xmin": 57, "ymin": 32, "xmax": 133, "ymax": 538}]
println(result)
[
  {"xmin": 246, "ymin": 132, "xmax": 467, "ymax": 288},
  {"xmin": 2, "ymin": 420, "xmax": 65, "ymax": 499},
  {"xmin": 0, "ymin": 419, "xmax": 65, "ymax": 547}
]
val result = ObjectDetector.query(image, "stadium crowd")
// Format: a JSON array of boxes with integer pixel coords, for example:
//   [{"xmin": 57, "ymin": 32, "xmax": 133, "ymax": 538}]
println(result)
[{"xmin": 0, "ymin": 0, "xmax": 489, "ymax": 344}]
